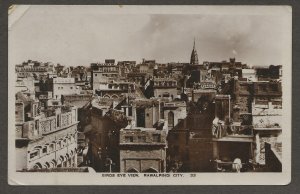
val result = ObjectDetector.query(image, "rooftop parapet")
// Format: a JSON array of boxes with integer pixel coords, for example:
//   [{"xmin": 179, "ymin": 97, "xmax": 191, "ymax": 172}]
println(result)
[
  {"xmin": 16, "ymin": 106, "xmax": 78, "ymax": 140},
  {"xmin": 120, "ymin": 127, "xmax": 167, "ymax": 146}
]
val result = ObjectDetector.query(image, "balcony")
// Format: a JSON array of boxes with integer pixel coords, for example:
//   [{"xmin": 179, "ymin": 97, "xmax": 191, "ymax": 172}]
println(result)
[
  {"xmin": 41, "ymin": 112, "xmax": 79, "ymax": 135},
  {"xmin": 212, "ymin": 123, "xmax": 254, "ymax": 142},
  {"xmin": 17, "ymin": 110, "xmax": 79, "ymax": 140}
]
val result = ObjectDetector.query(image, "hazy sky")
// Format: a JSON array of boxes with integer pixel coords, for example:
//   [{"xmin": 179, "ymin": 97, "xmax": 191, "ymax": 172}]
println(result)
[{"xmin": 9, "ymin": 5, "xmax": 291, "ymax": 66}]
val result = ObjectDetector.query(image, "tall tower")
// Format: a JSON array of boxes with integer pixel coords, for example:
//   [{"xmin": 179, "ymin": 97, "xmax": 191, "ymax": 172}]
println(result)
[{"xmin": 190, "ymin": 38, "xmax": 199, "ymax": 65}]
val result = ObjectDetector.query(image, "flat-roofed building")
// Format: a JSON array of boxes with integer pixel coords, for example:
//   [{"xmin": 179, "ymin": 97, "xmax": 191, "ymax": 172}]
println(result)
[
  {"xmin": 15, "ymin": 60, "xmax": 55, "ymax": 79},
  {"xmin": 153, "ymin": 77, "xmax": 178, "ymax": 100},
  {"xmin": 163, "ymin": 101, "xmax": 187, "ymax": 131},
  {"xmin": 242, "ymin": 69, "xmax": 257, "ymax": 82},
  {"xmin": 252, "ymin": 97, "xmax": 282, "ymax": 165},
  {"xmin": 119, "ymin": 127, "xmax": 167, "ymax": 173},
  {"xmin": 15, "ymin": 102, "xmax": 79, "ymax": 170},
  {"xmin": 91, "ymin": 62, "xmax": 119, "ymax": 93},
  {"xmin": 52, "ymin": 77, "xmax": 78, "ymax": 99}
]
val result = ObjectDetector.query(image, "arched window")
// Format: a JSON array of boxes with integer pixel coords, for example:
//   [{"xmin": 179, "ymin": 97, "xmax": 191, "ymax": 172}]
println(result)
[
  {"xmin": 59, "ymin": 155, "xmax": 65, "ymax": 163},
  {"xmin": 44, "ymin": 162, "xmax": 50, "ymax": 169},
  {"xmin": 33, "ymin": 162, "xmax": 42, "ymax": 169},
  {"xmin": 143, "ymin": 167, "xmax": 159, "ymax": 173},
  {"xmin": 127, "ymin": 167, "xmax": 139, "ymax": 173},
  {"xmin": 111, "ymin": 94, "xmax": 118, "ymax": 99},
  {"xmin": 168, "ymin": 111, "xmax": 175, "ymax": 128},
  {"xmin": 51, "ymin": 159, "xmax": 57, "ymax": 168}
]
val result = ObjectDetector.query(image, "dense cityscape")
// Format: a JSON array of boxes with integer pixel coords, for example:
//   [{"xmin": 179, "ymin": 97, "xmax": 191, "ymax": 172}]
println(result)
[{"xmin": 14, "ymin": 40, "xmax": 282, "ymax": 173}]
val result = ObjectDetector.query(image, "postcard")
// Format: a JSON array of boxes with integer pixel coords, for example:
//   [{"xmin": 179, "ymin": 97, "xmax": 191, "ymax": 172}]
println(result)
[{"xmin": 8, "ymin": 5, "xmax": 292, "ymax": 185}]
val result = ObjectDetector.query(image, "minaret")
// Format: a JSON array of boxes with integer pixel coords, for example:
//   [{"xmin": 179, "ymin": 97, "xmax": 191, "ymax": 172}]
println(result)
[{"xmin": 190, "ymin": 38, "xmax": 199, "ymax": 65}]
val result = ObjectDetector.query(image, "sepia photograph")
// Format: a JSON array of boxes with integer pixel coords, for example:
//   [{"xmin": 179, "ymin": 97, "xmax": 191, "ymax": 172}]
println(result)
[{"xmin": 8, "ymin": 5, "xmax": 292, "ymax": 185}]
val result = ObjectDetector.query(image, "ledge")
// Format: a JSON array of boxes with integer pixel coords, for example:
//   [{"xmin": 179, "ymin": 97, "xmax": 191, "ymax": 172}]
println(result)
[
  {"xmin": 42, "ymin": 121, "xmax": 79, "ymax": 135},
  {"xmin": 212, "ymin": 135, "xmax": 254, "ymax": 142}
]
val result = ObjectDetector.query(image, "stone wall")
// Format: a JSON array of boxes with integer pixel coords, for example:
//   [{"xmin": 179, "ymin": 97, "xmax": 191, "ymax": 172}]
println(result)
[
  {"xmin": 120, "ymin": 147, "xmax": 166, "ymax": 172},
  {"xmin": 23, "ymin": 124, "xmax": 78, "ymax": 170}
]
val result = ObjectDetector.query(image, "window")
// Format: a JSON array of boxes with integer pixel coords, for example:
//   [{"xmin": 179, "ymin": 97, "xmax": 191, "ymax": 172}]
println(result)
[
  {"xmin": 125, "ymin": 136, "xmax": 134, "ymax": 143},
  {"xmin": 42, "ymin": 147, "xmax": 47, "ymax": 154},
  {"xmin": 30, "ymin": 151, "xmax": 38, "ymax": 159},
  {"xmin": 70, "ymin": 87, "xmax": 73, "ymax": 89},
  {"xmin": 57, "ymin": 115, "xmax": 60, "ymax": 127},
  {"xmin": 95, "ymin": 74, "xmax": 97, "ymax": 77},
  {"xmin": 138, "ymin": 136, "xmax": 146, "ymax": 143},
  {"xmin": 63, "ymin": 139, "xmax": 67, "ymax": 145},
  {"xmin": 58, "ymin": 141, "xmax": 62, "ymax": 149},
  {"xmin": 163, "ymin": 93, "xmax": 170, "ymax": 97},
  {"xmin": 153, "ymin": 134, "xmax": 161, "ymax": 142},
  {"xmin": 49, "ymin": 144, "xmax": 54, "ymax": 152},
  {"xmin": 128, "ymin": 107, "xmax": 132, "ymax": 116},
  {"xmin": 168, "ymin": 111, "xmax": 175, "ymax": 128}
]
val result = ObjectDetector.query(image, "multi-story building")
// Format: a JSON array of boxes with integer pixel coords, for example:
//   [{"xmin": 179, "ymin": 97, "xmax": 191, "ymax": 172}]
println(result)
[
  {"xmin": 242, "ymin": 69, "xmax": 257, "ymax": 82},
  {"xmin": 231, "ymin": 80, "xmax": 254, "ymax": 123},
  {"xmin": 212, "ymin": 94, "xmax": 255, "ymax": 172},
  {"xmin": 254, "ymin": 65, "xmax": 282, "ymax": 81},
  {"xmin": 52, "ymin": 77, "xmax": 79, "ymax": 99},
  {"xmin": 15, "ymin": 60, "xmax": 55, "ymax": 79},
  {"xmin": 61, "ymin": 94, "xmax": 93, "ymax": 132},
  {"xmin": 117, "ymin": 61, "xmax": 136, "ymax": 77},
  {"xmin": 83, "ymin": 97, "xmax": 129, "ymax": 172},
  {"xmin": 87, "ymin": 97, "xmax": 166, "ymax": 172},
  {"xmin": 132, "ymin": 99, "xmax": 161, "ymax": 129},
  {"xmin": 94, "ymin": 81, "xmax": 137, "ymax": 99},
  {"xmin": 91, "ymin": 62, "xmax": 119, "ymax": 92},
  {"xmin": 162, "ymin": 101, "xmax": 187, "ymax": 131},
  {"xmin": 119, "ymin": 127, "xmax": 167, "ymax": 173},
  {"xmin": 167, "ymin": 100, "xmax": 215, "ymax": 172},
  {"xmin": 127, "ymin": 72, "xmax": 147, "ymax": 87},
  {"xmin": 152, "ymin": 77, "xmax": 178, "ymax": 99},
  {"xmin": 38, "ymin": 77, "xmax": 79, "ymax": 100},
  {"xmin": 68, "ymin": 66, "xmax": 91, "ymax": 90},
  {"xmin": 191, "ymin": 81, "xmax": 217, "ymax": 103},
  {"xmin": 54, "ymin": 64, "xmax": 65, "ymax": 77},
  {"xmin": 15, "ymin": 77, "xmax": 35, "ymax": 93},
  {"xmin": 168, "ymin": 63, "xmax": 185, "ymax": 77},
  {"xmin": 252, "ymin": 95, "xmax": 282, "ymax": 166},
  {"xmin": 15, "ymin": 94, "xmax": 79, "ymax": 170}
]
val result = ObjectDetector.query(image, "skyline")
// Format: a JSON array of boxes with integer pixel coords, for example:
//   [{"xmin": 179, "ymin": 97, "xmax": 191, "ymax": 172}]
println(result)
[{"xmin": 9, "ymin": 5, "xmax": 291, "ymax": 67}]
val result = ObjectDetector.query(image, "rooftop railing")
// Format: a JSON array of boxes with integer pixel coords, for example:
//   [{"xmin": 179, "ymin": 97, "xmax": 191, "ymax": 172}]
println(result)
[{"xmin": 212, "ymin": 124, "xmax": 254, "ymax": 141}]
